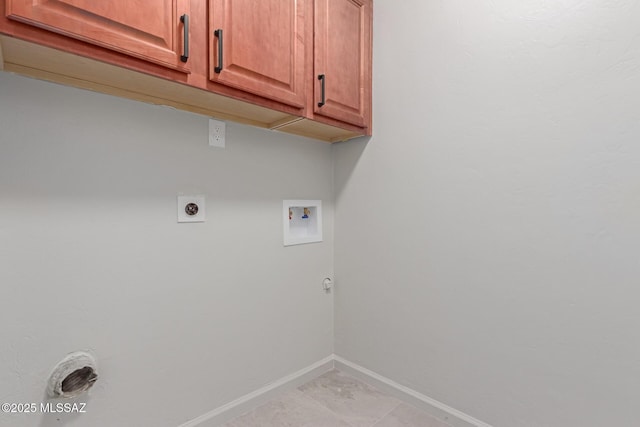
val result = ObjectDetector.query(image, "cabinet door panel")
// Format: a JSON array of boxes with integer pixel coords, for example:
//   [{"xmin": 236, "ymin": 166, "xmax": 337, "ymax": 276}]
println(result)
[
  {"xmin": 6, "ymin": 0, "xmax": 190, "ymax": 72},
  {"xmin": 209, "ymin": 0, "xmax": 305, "ymax": 108},
  {"xmin": 314, "ymin": 0, "xmax": 370, "ymax": 127}
]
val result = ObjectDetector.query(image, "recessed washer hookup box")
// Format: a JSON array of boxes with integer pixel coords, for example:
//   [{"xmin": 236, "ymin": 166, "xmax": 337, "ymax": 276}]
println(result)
[{"xmin": 283, "ymin": 200, "xmax": 323, "ymax": 246}]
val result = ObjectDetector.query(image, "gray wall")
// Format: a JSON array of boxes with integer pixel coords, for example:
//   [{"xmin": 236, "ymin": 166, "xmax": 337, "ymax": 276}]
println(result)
[
  {"xmin": 0, "ymin": 72, "xmax": 334, "ymax": 427},
  {"xmin": 4, "ymin": 1, "xmax": 640, "ymax": 425},
  {"xmin": 334, "ymin": 1, "xmax": 640, "ymax": 426}
]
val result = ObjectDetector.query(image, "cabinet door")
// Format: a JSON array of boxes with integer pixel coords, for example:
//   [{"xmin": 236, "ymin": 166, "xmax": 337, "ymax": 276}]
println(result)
[
  {"xmin": 314, "ymin": 0, "xmax": 371, "ymax": 128},
  {"xmin": 209, "ymin": 0, "xmax": 305, "ymax": 109},
  {"xmin": 6, "ymin": 0, "xmax": 191, "ymax": 72}
]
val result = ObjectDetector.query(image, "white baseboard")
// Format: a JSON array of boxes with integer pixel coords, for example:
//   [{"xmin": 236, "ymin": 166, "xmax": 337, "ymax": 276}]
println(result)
[
  {"xmin": 333, "ymin": 355, "xmax": 493, "ymax": 427},
  {"xmin": 177, "ymin": 355, "xmax": 335, "ymax": 427},
  {"xmin": 178, "ymin": 354, "xmax": 493, "ymax": 427}
]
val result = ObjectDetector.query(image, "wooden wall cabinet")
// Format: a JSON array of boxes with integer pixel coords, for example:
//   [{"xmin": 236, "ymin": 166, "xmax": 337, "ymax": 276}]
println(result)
[
  {"xmin": 313, "ymin": 0, "xmax": 371, "ymax": 128},
  {"xmin": 208, "ymin": 0, "xmax": 306, "ymax": 109},
  {"xmin": 0, "ymin": 0, "xmax": 372, "ymax": 142},
  {"xmin": 6, "ymin": 0, "xmax": 191, "ymax": 72}
]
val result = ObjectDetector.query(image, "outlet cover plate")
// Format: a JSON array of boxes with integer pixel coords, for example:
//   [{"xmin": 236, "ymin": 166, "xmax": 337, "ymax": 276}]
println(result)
[
  {"xmin": 209, "ymin": 118, "xmax": 226, "ymax": 148},
  {"xmin": 178, "ymin": 195, "xmax": 206, "ymax": 223}
]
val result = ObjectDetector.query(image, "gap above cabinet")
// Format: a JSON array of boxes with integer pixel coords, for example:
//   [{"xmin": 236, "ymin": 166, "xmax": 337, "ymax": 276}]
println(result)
[{"xmin": 0, "ymin": 0, "xmax": 372, "ymax": 143}]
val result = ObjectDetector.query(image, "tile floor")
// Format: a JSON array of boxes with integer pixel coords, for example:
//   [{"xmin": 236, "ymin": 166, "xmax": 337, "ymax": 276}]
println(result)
[{"xmin": 222, "ymin": 369, "xmax": 452, "ymax": 427}]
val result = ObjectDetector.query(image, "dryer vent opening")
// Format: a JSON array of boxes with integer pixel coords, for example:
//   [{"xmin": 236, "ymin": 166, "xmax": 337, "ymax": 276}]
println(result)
[
  {"xmin": 47, "ymin": 351, "xmax": 98, "ymax": 398},
  {"xmin": 61, "ymin": 366, "xmax": 97, "ymax": 395}
]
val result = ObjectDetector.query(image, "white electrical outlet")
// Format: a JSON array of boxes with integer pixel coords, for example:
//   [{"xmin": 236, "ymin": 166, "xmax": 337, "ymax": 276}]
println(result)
[{"xmin": 209, "ymin": 118, "xmax": 226, "ymax": 148}]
